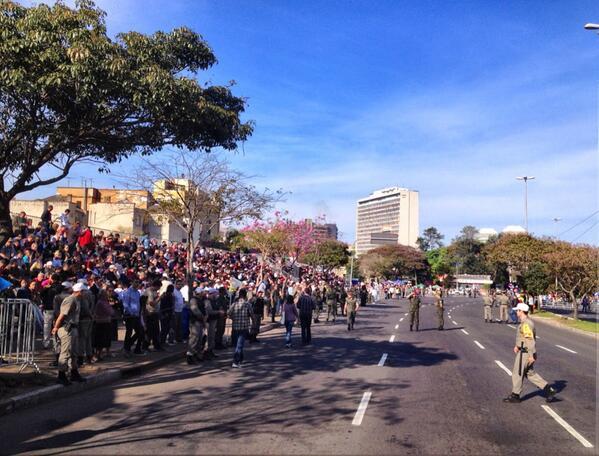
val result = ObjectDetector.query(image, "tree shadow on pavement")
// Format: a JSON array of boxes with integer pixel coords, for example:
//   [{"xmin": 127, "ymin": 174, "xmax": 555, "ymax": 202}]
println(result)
[{"xmin": 10, "ymin": 320, "xmax": 460, "ymax": 454}]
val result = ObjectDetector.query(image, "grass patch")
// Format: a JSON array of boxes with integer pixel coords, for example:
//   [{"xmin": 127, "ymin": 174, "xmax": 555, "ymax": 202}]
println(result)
[{"xmin": 533, "ymin": 310, "xmax": 599, "ymax": 333}]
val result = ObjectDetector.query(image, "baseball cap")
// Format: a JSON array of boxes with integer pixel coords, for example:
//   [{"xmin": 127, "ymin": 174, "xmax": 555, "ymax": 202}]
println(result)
[
  {"xmin": 516, "ymin": 303, "xmax": 529, "ymax": 312},
  {"xmin": 61, "ymin": 281, "xmax": 74, "ymax": 289},
  {"xmin": 73, "ymin": 282, "xmax": 87, "ymax": 292}
]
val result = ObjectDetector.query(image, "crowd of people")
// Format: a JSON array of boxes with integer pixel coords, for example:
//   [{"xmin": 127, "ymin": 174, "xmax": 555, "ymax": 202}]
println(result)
[{"xmin": 0, "ymin": 213, "xmax": 370, "ymax": 383}]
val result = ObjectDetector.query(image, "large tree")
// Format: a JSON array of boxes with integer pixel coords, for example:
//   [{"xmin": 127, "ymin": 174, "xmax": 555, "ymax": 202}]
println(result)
[
  {"xmin": 0, "ymin": 0, "xmax": 252, "ymax": 244},
  {"xmin": 543, "ymin": 242, "xmax": 597, "ymax": 320},
  {"xmin": 447, "ymin": 226, "xmax": 487, "ymax": 275},
  {"xmin": 302, "ymin": 239, "xmax": 350, "ymax": 273},
  {"xmin": 416, "ymin": 226, "xmax": 444, "ymax": 251},
  {"xmin": 484, "ymin": 233, "xmax": 551, "ymax": 284},
  {"xmin": 129, "ymin": 151, "xmax": 281, "ymax": 289},
  {"xmin": 359, "ymin": 244, "xmax": 427, "ymax": 280}
]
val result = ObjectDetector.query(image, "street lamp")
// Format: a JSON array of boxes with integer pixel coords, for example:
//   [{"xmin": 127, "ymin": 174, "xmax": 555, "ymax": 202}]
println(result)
[
  {"xmin": 552, "ymin": 217, "xmax": 561, "ymax": 239},
  {"xmin": 516, "ymin": 176, "xmax": 535, "ymax": 232},
  {"xmin": 584, "ymin": 23, "xmax": 599, "ymax": 32}
]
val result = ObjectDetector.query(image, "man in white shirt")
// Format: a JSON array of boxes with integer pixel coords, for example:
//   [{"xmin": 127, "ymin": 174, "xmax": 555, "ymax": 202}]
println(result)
[{"xmin": 173, "ymin": 280, "xmax": 186, "ymax": 343}]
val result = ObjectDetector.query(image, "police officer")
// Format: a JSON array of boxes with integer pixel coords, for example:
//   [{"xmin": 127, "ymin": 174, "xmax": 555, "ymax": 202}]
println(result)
[
  {"xmin": 497, "ymin": 290, "xmax": 510, "ymax": 323},
  {"xmin": 483, "ymin": 289, "xmax": 494, "ymax": 323},
  {"xmin": 503, "ymin": 303, "xmax": 557, "ymax": 403},
  {"xmin": 51, "ymin": 282, "xmax": 86, "ymax": 385},
  {"xmin": 214, "ymin": 287, "xmax": 229, "ymax": 349},
  {"xmin": 434, "ymin": 288, "xmax": 444, "ymax": 330},
  {"xmin": 325, "ymin": 285, "xmax": 338, "ymax": 323},
  {"xmin": 186, "ymin": 288, "xmax": 207, "ymax": 364},
  {"xmin": 408, "ymin": 289, "xmax": 421, "ymax": 331}
]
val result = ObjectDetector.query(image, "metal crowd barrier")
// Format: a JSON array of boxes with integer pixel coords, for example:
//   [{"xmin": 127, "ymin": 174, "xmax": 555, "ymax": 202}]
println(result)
[{"xmin": 0, "ymin": 299, "xmax": 40, "ymax": 373}]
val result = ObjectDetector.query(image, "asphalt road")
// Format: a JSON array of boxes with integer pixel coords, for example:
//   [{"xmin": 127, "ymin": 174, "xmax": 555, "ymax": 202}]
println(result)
[{"xmin": 2, "ymin": 297, "xmax": 597, "ymax": 455}]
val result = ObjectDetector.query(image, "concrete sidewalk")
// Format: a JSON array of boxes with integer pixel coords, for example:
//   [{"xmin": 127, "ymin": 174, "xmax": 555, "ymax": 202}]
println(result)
[{"xmin": 0, "ymin": 320, "xmax": 281, "ymax": 416}]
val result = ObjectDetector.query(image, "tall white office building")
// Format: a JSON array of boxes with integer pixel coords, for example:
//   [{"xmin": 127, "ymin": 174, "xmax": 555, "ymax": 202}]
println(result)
[{"xmin": 355, "ymin": 187, "xmax": 419, "ymax": 256}]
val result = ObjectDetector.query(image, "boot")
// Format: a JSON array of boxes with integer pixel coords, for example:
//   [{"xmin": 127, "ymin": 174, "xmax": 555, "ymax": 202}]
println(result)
[
  {"xmin": 49, "ymin": 354, "xmax": 59, "ymax": 368},
  {"xmin": 348, "ymin": 323, "xmax": 351, "ymax": 331},
  {"xmin": 544, "ymin": 385, "xmax": 557, "ymax": 403},
  {"xmin": 186, "ymin": 354, "xmax": 197, "ymax": 365},
  {"xmin": 409, "ymin": 325, "xmax": 413, "ymax": 331},
  {"xmin": 503, "ymin": 393, "xmax": 520, "ymax": 403},
  {"xmin": 56, "ymin": 371, "xmax": 71, "ymax": 386},
  {"xmin": 193, "ymin": 353, "xmax": 204, "ymax": 363},
  {"xmin": 70, "ymin": 369, "xmax": 87, "ymax": 383}
]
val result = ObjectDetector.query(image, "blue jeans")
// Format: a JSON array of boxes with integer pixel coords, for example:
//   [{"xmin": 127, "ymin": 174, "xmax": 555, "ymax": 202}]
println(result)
[
  {"xmin": 232, "ymin": 329, "xmax": 249, "ymax": 364},
  {"xmin": 285, "ymin": 320, "xmax": 294, "ymax": 344}
]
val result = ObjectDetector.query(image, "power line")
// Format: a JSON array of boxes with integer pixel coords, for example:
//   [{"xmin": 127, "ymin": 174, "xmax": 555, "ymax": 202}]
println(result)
[
  {"xmin": 558, "ymin": 210, "xmax": 599, "ymax": 236},
  {"xmin": 571, "ymin": 220, "xmax": 599, "ymax": 243}
]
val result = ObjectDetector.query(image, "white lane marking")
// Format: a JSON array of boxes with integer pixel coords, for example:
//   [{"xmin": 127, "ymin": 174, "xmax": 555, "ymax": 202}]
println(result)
[
  {"xmin": 474, "ymin": 340, "xmax": 485, "ymax": 350},
  {"xmin": 378, "ymin": 353, "xmax": 388, "ymax": 367},
  {"xmin": 541, "ymin": 405, "xmax": 594, "ymax": 448},
  {"xmin": 399, "ymin": 318, "xmax": 404, "ymax": 322},
  {"xmin": 556, "ymin": 345, "xmax": 577, "ymax": 354},
  {"xmin": 394, "ymin": 324, "xmax": 399, "ymax": 329},
  {"xmin": 460, "ymin": 329, "xmax": 469, "ymax": 335},
  {"xmin": 352, "ymin": 392, "xmax": 372, "ymax": 426},
  {"xmin": 494, "ymin": 360, "xmax": 512, "ymax": 376},
  {"xmin": 389, "ymin": 335, "xmax": 395, "ymax": 342},
  {"xmin": 404, "ymin": 313, "xmax": 408, "ymax": 316},
  {"xmin": 507, "ymin": 325, "xmax": 516, "ymax": 330},
  {"xmin": 452, "ymin": 320, "xmax": 458, "ymax": 325},
  {"xmin": 449, "ymin": 315, "xmax": 452, "ymax": 319}
]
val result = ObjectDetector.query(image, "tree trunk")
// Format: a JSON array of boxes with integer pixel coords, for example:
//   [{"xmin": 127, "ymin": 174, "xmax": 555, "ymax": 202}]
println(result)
[
  {"xmin": 187, "ymin": 230, "xmax": 195, "ymax": 294},
  {"xmin": 0, "ymin": 195, "xmax": 14, "ymax": 246},
  {"xmin": 570, "ymin": 290, "xmax": 578, "ymax": 320}
]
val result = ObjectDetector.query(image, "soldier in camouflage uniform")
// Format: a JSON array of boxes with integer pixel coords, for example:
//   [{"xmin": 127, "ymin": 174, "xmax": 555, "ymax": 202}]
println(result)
[
  {"xmin": 325, "ymin": 285, "xmax": 338, "ymax": 323},
  {"xmin": 434, "ymin": 288, "xmax": 444, "ymax": 330},
  {"xmin": 503, "ymin": 303, "xmax": 557, "ymax": 403},
  {"xmin": 408, "ymin": 289, "xmax": 421, "ymax": 331}
]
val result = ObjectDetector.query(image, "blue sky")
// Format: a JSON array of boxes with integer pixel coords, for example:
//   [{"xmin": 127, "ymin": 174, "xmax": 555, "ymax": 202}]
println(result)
[{"xmin": 23, "ymin": 0, "xmax": 599, "ymax": 244}]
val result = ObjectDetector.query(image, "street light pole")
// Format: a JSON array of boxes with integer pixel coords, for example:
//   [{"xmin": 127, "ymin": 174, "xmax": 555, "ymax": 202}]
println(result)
[{"xmin": 516, "ymin": 176, "xmax": 535, "ymax": 233}]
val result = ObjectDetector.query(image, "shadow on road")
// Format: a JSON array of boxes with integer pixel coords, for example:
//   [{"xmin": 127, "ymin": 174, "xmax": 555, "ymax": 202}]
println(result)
[{"xmin": 9, "ymin": 300, "xmax": 459, "ymax": 454}]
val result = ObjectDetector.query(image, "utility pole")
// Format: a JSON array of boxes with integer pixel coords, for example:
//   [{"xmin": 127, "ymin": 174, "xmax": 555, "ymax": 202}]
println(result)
[{"xmin": 516, "ymin": 176, "xmax": 535, "ymax": 232}]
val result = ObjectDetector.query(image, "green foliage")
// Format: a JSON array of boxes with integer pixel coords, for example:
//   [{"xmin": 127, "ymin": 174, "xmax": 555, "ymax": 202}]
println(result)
[
  {"xmin": 484, "ymin": 234, "xmax": 551, "ymax": 283},
  {"xmin": 426, "ymin": 247, "xmax": 451, "ymax": 276},
  {"xmin": 519, "ymin": 261, "xmax": 551, "ymax": 296},
  {"xmin": 359, "ymin": 244, "xmax": 426, "ymax": 279},
  {"xmin": 416, "ymin": 226, "xmax": 444, "ymax": 251},
  {"xmin": 0, "ymin": 0, "xmax": 252, "ymax": 242},
  {"xmin": 302, "ymin": 239, "xmax": 350, "ymax": 272},
  {"xmin": 447, "ymin": 226, "xmax": 488, "ymax": 275}
]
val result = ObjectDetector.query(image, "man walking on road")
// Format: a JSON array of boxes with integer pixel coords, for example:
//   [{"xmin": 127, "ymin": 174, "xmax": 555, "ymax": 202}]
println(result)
[
  {"xmin": 503, "ymin": 303, "xmax": 557, "ymax": 403},
  {"xmin": 297, "ymin": 286, "xmax": 316, "ymax": 345},
  {"xmin": 408, "ymin": 289, "xmax": 421, "ymax": 331},
  {"xmin": 434, "ymin": 288, "xmax": 444, "ymax": 330},
  {"xmin": 228, "ymin": 288, "xmax": 253, "ymax": 368}
]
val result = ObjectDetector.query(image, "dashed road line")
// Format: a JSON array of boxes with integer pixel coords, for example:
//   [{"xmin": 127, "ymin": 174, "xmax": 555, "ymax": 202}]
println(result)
[
  {"xmin": 389, "ymin": 335, "xmax": 396, "ymax": 343},
  {"xmin": 394, "ymin": 324, "xmax": 399, "ymax": 329},
  {"xmin": 541, "ymin": 405, "xmax": 594, "ymax": 448},
  {"xmin": 404, "ymin": 313, "xmax": 408, "ymax": 316},
  {"xmin": 399, "ymin": 318, "xmax": 404, "ymax": 322},
  {"xmin": 555, "ymin": 345, "xmax": 577, "ymax": 354},
  {"xmin": 494, "ymin": 360, "xmax": 512, "ymax": 376},
  {"xmin": 452, "ymin": 320, "xmax": 458, "ymax": 325},
  {"xmin": 460, "ymin": 329, "xmax": 469, "ymax": 335},
  {"xmin": 352, "ymin": 392, "xmax": 372, "ymax": 426},
  {"xmin": 378, "ymin": 353, "xmax": 388, "ymax": 367},
  {"xmin": 507, "ymin": 325, "xmax": 516, "ymax": 330},
  {"xmin": 474, "ymin": 340, "xmax": 485, "ymax": 350}
]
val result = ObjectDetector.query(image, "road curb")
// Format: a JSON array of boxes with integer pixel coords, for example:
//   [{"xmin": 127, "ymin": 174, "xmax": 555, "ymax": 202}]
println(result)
[
  {"xmin": 531, "ymin": 314, "xmax": 598, "ymax": 339},
  {"xmin": 0, "ymin": 322, "xmax": 282, "ymax": 417}
]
